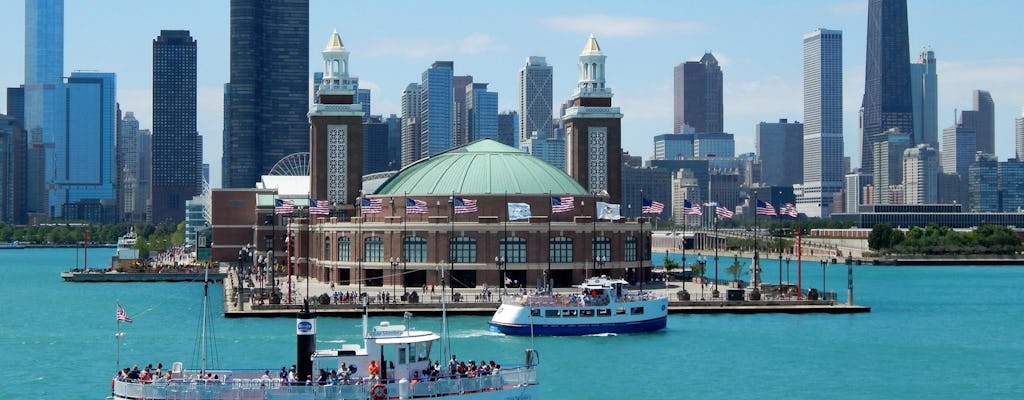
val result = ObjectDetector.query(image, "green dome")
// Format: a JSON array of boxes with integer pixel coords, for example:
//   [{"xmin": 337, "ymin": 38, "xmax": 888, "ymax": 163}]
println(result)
[{"xmin": 374, "ymin": 139, "xmax": 588, "ymax": 196}]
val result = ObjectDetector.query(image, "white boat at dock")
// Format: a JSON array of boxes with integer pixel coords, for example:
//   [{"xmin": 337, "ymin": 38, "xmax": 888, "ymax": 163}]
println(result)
[{"xmin": 488, "ymin": 275, "xmax": 668, "ymax": 336}]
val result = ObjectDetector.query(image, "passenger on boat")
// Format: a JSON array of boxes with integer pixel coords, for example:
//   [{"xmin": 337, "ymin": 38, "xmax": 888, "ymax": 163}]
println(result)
[
  {"xmin": 368, "ymin": 360, "xmax": 380, "ymax": 380},
  {"xmin": 260, "ymin": 371, "xmax": 272, "ymax": 386}
]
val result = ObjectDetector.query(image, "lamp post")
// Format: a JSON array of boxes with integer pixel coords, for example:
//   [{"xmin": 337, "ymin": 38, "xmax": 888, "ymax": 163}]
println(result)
[
  {"xmin": 821, "ymin": 256, "xmax": 829, "ymax": 300},
  {"xmin": 596, "ymin": 256, "xmax": 607, "ymax": 278},
  {"xmin": 390, "ymin": 257, "xmax": 400, "ymax": 302},
  {"xmin": 778, "ymin": 249, "xmax": 783, "ymax": 288},
  {"xmin": 697, "ymin": 252, "xmax": 706, "ymax": 300},
  {"xmin": 785, "ymin": 255, "xmax": 791, "ymax": 285},
  {"xmin": 495, "ymin": 256, "xmax": 506, "ymax": 295},
  {"xmin": 266, "ymin": 250, "xmax": 275, "ymax": 303}
]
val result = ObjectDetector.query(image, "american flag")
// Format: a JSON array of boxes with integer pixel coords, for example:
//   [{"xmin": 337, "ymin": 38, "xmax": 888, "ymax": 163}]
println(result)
[
  {"xmin": 406, "ymin": 198, "xmax": 428, "ymax": 214},
  {"xmin": 715, "ymin": 205, "xmax": 734, "ymax": 219},
  {"xmin": 778, "ymin": 203, "xmax": 798, "ymax": 218},
  {"xmin": 755, "ymin": 199, "xmax": 776, "ymax": 216},
  {"xmin": 550, "ymin": 196, "xmax": 575, "ymax": 213},
  {"xmin": 116, "ymin": 304, "xmax": 132, "ymax": 323},
  {"xmin": 274, "ymin": 199, "xmax": 295, "ymax": 215},
  {"xmin": 309, "ymin": 199, "xmax": 330, "ymax": 216},
  {"xmin": 642, "ymin": 197, "xmax": 665, "ymax": 214},
  {"xmin": 683, "ymin": 199, "xmax": 703, "ymax": 216},
  {"xmin": 454, "ymin": 197, "xmax": 477, "ymax": 214},
  {"xmin": 361, "ymin": 198, "xmax": 383, "ymax": 214}
]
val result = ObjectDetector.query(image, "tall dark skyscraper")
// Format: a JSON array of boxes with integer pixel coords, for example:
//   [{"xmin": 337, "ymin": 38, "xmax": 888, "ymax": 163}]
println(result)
[
  {"xmin": 959, "ymin": 90, "xmax": 995, "ymax": 155},
  {"xmin": 152, "ymin": 30, "xmax": 198, "ymax": 224},
  {"xmin": 224, "ymin": 0, "xmax": 309, "ymax": 188},
  {"xmin": 861, "ymin": 0, "xmax": 914, "ymax": 175},
  {"xmin": 673, "ymin": 53, "xmax": 723, "ymax": 134}
]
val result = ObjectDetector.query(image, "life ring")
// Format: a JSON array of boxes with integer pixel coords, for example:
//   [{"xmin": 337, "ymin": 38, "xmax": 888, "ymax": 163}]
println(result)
[{"xmin": 371, "ymin": 382, "xmax": 388, "ymax": 400}]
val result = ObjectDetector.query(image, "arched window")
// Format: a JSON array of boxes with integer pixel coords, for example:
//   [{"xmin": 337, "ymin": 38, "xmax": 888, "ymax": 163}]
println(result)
[
  {"xmin": 625, "ymin": 236, "xmax": 637, "ymax": 262},
  {"xmin": 499, "ymin": 237, "xmax": 527, "ymax": 263},
  {"xmin": 403, "ymin": 236, "xmax": 427, "ymax": 263},
  {"xmin": 337, "ymin": 237, "xmax": 350, "ymax": 261},
  {"xmin": 550, "ymin": 236, "xmax": 573, "ymax": 263},
  {"xmin": 592, "ymin": 236, "xmax": 611, "ymax": 261},
  {"xmin": 364, "ymin": 236, "xmax": 383, "ymax": 262},
  {"xmin": 449, "ymin": 236, "xmax": 477, "ymax": 263},
  {"xmin": 324, "ymin": 236, "xmax": 331, "ymax": 260}
]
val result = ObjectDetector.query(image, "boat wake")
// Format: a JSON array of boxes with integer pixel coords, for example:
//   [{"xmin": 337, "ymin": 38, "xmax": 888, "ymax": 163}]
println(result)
[{"xmin": 584, "ymin": 332, "xmax": 618, "ymax": 337}]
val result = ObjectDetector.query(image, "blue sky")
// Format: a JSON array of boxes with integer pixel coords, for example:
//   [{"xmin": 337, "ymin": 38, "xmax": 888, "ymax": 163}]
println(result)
[{"xmin": 2, "ymin": 0, "xmax": 1023, "ymax": 188}]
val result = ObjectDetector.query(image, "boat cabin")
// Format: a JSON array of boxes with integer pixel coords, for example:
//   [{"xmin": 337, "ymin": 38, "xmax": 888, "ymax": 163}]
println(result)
[{"xmin": 312, "ymin": 321, "xmax": 439, "ymax": 383}]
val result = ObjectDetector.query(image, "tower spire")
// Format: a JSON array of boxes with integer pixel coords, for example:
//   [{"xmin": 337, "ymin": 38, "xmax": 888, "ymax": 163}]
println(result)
[{"xmin": 574, "ymin": 34, "xmax": 610, "ymax": 98}]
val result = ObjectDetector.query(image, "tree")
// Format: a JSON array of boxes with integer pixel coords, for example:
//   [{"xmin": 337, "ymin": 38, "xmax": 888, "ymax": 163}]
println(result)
[{"xmin": 725, "ymin": 256, "xmax": 747, "ymax": 282}]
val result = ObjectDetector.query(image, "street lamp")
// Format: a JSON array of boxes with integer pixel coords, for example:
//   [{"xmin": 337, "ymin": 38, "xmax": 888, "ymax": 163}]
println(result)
[
  {"xmin": 696, "ymin": 252, "xmax": 706, "ymax": 300},
  {"xmin": 785, "ymin": 255, "xmax": 792, "ymax": 285},
  {"xmin": 821, "ymin": 256, "xmax": 829, "ymax": 300},
  {"xmin": 390, "ymin": 257, "xmax": 400, "ymax": 302},
  {"xmin": 266, "ymin": 250, "xmax": 275, "ymax": 303},
  {"xmin": 494, "ymin": 256, "xmax": 506, "ymax": 295}
]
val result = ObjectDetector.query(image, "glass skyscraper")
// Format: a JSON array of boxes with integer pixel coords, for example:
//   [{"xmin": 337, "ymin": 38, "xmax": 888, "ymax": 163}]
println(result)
[
  {"xmin": 910, "ymin": 49, "xmax": 938, "ymax": 148},
  {"xmin": 152, "ymin": 30, "xmax": 198, "ymax": 224},
  {"xmin": 755, "ymin": 119, "xmax": 803, "ymax": 187},
  {"xmin": 420, "ymin": 61, "xmax": 454, "ymax": 158},
  {"xmin": 519, "ymin": 56, "xmax": 553, "ymax": 142},
  {"xmin": 799, "ymin": 28, "xmax": 844, "ymax": 217},
  {"xmin": 467, "ymin": 83, "xmax": 498, "ymax": 142},
  {"xmin": 24, "ymin": 0, "xmax": 64, "ymax": 217},
  {"xmin": 861, "ymin": 0, "xmax": 914, "ymax": 176},
  {"xmin": 224, "ymin": 0, "xmax": 309, "ymax": 188},
  {"xmin": 400, "ymin": 83, "xmax": 421, "ymax": 167},
  {"xmin": 673, "ymin": 53, "xmax": 723, "ymax": 134},
  {"xmin": 54, "ymin": 72, "xmax": 117, "ymax": 221}
]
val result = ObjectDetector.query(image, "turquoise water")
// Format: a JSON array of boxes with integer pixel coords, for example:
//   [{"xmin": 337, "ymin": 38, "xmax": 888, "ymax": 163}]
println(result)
[{"xmin": 2, "ymin": 248, "xmax": 1022, "ymax": 399}]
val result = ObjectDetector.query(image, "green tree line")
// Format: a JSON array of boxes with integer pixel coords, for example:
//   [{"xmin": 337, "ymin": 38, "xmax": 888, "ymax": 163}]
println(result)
[
  {"xmin": 868, "ymin": 223, "xmax": 1023, "ymax": 255},
  {"xmin": 0, "ymin": 222, "xmax": 186, "ymax": 257}
]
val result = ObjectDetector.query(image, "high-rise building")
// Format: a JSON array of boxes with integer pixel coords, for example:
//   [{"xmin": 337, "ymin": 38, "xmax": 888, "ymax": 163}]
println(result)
[
  {"xmin": 693, "ymin": 133, "xmax": 735, "ymax": 158},
  {"xmin": 496, "ymin": 111, "xmax": 518, "ymax": 148},
  {"xmin": 910, "ymin": 49, "xmax": 938, "ymax": 148},
  {"xmin": 385, "ymin": 114, "xmax": 401, "ymax": 171},
  {"xmin": 941, "ymin": 122, "xmax": 976, "ymax": 179},
  {"xmin": 562, "ymin": 35, "xmax": 624, "ymax": 203},
  {"xmin": 363, "ymin": 115, "xmax": 389, "ymax": 174},
  {"xmin": 519, "ymin": 56, "xmax": 554, "ymax": 142},
  {"xmin": 117, "ymin": 111, "xmax": 147, "ymax": 221},
  {"xmin": 152, "ymin": 30, "xmax": 198, "ymax": 224},
  {"xmin": 968, "ymin": 153, "xmax": 999, "ymax": 212},
  {"xmin": 902, "ymin": 144, "xmax": 938, "ymax": 204},
  {"xmin": 756, "ymin": 119, "xmax": 803, "ymax": 188},
  {"xmin": 24, "ymin": 0, "xmax": 64, "ymax": 218},
  {"xmin": 1, "ymin": 115, "xmax": 28, "ymax": 224},
  {"xmin": 998, "ymin": 159, "xmax": 1024, "ymax": 212},
  {"xmin": 357, "ymin": 88, "xmax": 371, "ymax": 122},
  {"xmin": 452, "ymin": 75, "xmax": 473, "ymax": 147},
  {"xmin": 420, "ymin": 61, "xmax": 454, "ymax": 158},
  {"xmin": 673, "ymin": 53, "xmax": 723, "ymax": 134},
  {"xmin": 653, "ymin": 133, "xmax": 695, "ymax": 160},
  {"xmin": 959, "ymin": 90, "xmax": 995, "ymax": 155},
  {"xmin": 466, "ymin": 83, "xmax": 498, "ymax": 142},
  {"xmin": 225, "ymin": 0, "xmax": 309, "ymax": 188},
  {"xmin": 799, "ymin": 28, "xmax": 844, "ymax": 217},
  {"xmin": 309, "ymin": 31, "xmax": 364, "ymax": 207},
  {"xmin": 400, "ymin": 83, "xmax": 421, "ymax": 167},
  {"xmin": 843, "ymin": 171, "xmax": 870, "ymax": 213},
  {"xmin": 861, "ymin": 0, "xmax": 914, "ymax": 176},
  {"xmin": 1016, "ymin": 108, "xmax": 1024, "ymax": 161},
  {"xmin": 871, "ymin": 129, "xmax": 911, "ymax": 204},
  {"xmin": 519, "ymin": 131, "xmax": 564, "ymax": 170}
]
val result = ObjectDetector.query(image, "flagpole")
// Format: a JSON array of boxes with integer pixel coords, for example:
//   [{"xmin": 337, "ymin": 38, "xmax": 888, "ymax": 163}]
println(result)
[
  {"xmin": 639, "ymin": 188, "xmax": 644, "ymax": 296},
  {"xmin": 403, "ymin": 191, "xmax": 408, "ymax": 295},
  {"xmin": 713, "ymin": 203, "xmax": 719, "ymax": 297},
  {"xmin": 115, "ymin": 303, "xmax": 120, "ymax": 374},
  {"xmin": 503, "ymin": 191, "xmax": 508, "ymax": 295},
  {"xmin": 546, "ymin": 191, "xmax": 552, "ymax": 293},
  {"xmin": 797, "ymin": 213, "xmax": 803, "ymax": 300},
  {"xmin": 753, "ymin": 197, "xmax": 759, "ymax": 291}
]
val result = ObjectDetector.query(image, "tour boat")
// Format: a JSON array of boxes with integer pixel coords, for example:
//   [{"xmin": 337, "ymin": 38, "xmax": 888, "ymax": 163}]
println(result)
[
  {"xmin": 488, "ymin": 276, "xmax": 668, "ymax": 336},
  {"xmin": 110, "ymin": 270, "xmax": 540, "ymax": 400},
  {"xmin": 0, "ymin": 241, "xmax": 25, "ymax": 249}
]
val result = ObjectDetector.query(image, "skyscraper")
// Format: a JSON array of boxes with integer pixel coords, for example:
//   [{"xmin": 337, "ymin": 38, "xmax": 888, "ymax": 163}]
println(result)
[
  {"xmin": 224, "ymin": 0, "xmax": 309, "ymax": 188},
  {"xmin": 673, "ymin": 52, "xmax": 723, "ymax": 134},
  {"xmin": 1016, "ymin": 108, "xmax": 1024, "ymax": 161},
  {"xmin": 562, "ymin": 35, "xmax": 624, "ymax": 203},
  {"xmin": 496, "ymin": 111, "xmax": 518, "ymax": 148},
  {"xmin": 24, "ymin": 0, "xmax": 64, "ymax": 218},
  {"xmin": 959, "ymin": 90, "xmax": 995, "ymax": 155},
  {"xmin": 968, "ymin": 153, "xmax": 999, "ymax": 212},
  {"xmin": 55, "ymin": 72, "xmax": 117, "ymax": 221},
  {"xmin": 152, "ymin": 30, "xmax": 198, "ymax": 224},
  {"xmin": 452, "ymin": 75, "xmax": 473, "ymax": 147},
  {"xmin": 902, "ymin": 144, "xmax": 938, "ymax": 204},
  {"xmin": 117, "ymin": 111, "xmax": 146, "ymax": 221},
  {"xmin": 420, "ymin": 61, "xmax": 454, "ymax": 158},
  {"xmin": 755, "ymin": 119, "xmax": 803, "ymax": 187},
  {"xmin": 400, "ymin": 83, "xmax": 421, "ymax": 167},
  {"xmin": 910, "ymin": 49, "xmax": 938, "ymax": 148},
  {"xmin": 519, "ymin": 56, "xmax": 553, "ymax": 142},
  {"xmin": 941, "ymin": 122, "xmax": 976, "ymax": 180},
  {"xmin": 871, "ymin": 129, "xmax": 911, "ymax": 204},
  {"xmin": 0, "ymin": 115, "xmax": 27, "ymax": 224},
  {"xmin": 861, "ymin": 0, "xmax": 914, "ymax": 175},
  {"xmin": 799, "ymin": 28, "xmax": 844, "ymax": 217},
  {"xmin": 466, "ymin": 83, "xmax": 498, "ymax": 142}
]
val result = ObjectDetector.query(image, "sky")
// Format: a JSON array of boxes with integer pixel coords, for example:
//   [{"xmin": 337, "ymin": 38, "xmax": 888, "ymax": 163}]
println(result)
[{"xmin": 2, "ymin": 0, "xmax": 1024, "ymax": 188}]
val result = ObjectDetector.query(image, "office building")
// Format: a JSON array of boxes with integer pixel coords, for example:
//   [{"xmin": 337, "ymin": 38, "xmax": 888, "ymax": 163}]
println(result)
[
  {"xmin": 520, "ymin": 131, "xmax": 564, "ymax": 170},
  {"xmin": 693, "ymin": 133, "xmax": 735, "ymax": 158},
  {"xmin": 1, "ymin": 115, "xmax": 27, "ymax": 224},
  {"xmin": 844, "ymin": 171, "xmax": 870, "ymax": 213},
  {"xmin": 673, "ymin": 52, "xmax": 723, "ymax": 134},
  {"xmin": 363, "ymin": 115, "xmax": 389, "ymax": 174},
  {"xmin": 225, "ymin": 0, "xmax": 309, "ymax": 188},
  {"xmin": 861, "ymin": 0, "xmax": 914, "ymax": 176},
  {"xmin": 968, "ymin": 153, "xmax": 999, "ymax": 212},
  {"xmin": 466, "ymin": 83, "xmax": 498, "ymax": 142},
  {"xmin": 25, "ymin": 0, "xmax": 65, "ymax": 218},
  {"xmin": 999, "ymin": 159, "xmax": 1024, "ymax": 212},
  {"xmin": 621, "ymin": 165, "xmax": 673, "ymax": 219},
  {"xmin": 1016, "ymin": 108, "xmax": 1024, "ymax": 161},
  {"xmin": 519, "ymin": 56, "xmax": 554, "ymax": 142},
  {"xmin": 902, "ymin": 144, "xmax": 938, "ymax": 205},
  {"xmin": 117, "ymin": 112, "xmax": 148, "ymax": 221},
  {"xmin": 562, "ymin": 35, "xmax": 624, "ymax": 203},
  {"xmin": 653, "ymin": 133, "xmax": 695, "ymax": 161},
  {"xmin": 941, "ymin": 123, "xmax": 976, "ymax": 180},
  {"xmin": 755, "ymin": 119, "xmax": 803, "ymax": 187},
  {"xmin": 959, "ymin": 90, "xmax": 995, "ymax": 155},
  {"xmin": 400, "ymin": 83, "xmax": 421, "ymax": 167},
  {"xmin": 871, "ymin": 129, "xmax": 911, "ymax": 204},
  {"xmin": 497, "ymin": 111, "xmax": 518, "ymax": 148},
  {"xmin": 420, "ymin": 61, "xmax": 454, "ymax": 158},
  {"xmin": 385, "ymin": 114, "xmax": 401, "ymax": 171},
  {"xmin": 799, "ymin": 28, "xmax": 844, "ymax": 217},
  {"xmin": 152, "ymin": 30, "xmax": 198, "ymax": 224},
  {"xmin": 910, "ymin": 49, "xmax": 938, "ymax": 148},
  {"xmin": 357, "ymin": 88, "xmax": 371, "ymax": 122},
  {"xmin": 452, "ymin": 75, "xmax": 473, "ymax": 147}
]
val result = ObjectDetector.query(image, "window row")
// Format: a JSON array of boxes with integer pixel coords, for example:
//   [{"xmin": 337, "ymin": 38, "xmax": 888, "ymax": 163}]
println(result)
[{"xmin": 320, "ymin": 235, "xmax": 639, "ymax": 263}]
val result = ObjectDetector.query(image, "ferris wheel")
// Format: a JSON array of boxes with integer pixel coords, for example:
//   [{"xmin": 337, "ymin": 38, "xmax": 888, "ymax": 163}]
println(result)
[{"xmin": 268, "ymin": 152, "xmax": 310, "ymax": 176}]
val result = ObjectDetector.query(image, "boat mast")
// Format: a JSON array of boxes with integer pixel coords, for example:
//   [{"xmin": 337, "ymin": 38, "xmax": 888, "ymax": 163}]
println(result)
[{"xmin": 200, "ymin": 265, "xmax": 209, "ymax": 372}]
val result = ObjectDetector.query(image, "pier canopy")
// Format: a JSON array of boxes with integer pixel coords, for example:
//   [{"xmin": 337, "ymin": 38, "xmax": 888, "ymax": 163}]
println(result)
[{"xmin": 374, "ymin": 139, "xmax": 587, "ymax": 196}]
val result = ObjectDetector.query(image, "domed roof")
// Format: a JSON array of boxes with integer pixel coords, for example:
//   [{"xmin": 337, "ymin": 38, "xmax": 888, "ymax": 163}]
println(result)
[{"xmin": 374, "ymin": 139, "xmax": 588, "ymax": 196}]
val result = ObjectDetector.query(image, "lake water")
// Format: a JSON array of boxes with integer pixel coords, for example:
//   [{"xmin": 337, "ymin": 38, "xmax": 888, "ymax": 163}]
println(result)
[{"xmin": 1, "ymin": 248, "xmax": 1022, "ymax": 399}]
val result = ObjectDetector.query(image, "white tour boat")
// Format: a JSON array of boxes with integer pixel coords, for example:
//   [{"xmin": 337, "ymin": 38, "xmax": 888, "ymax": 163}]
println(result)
[{"xmin": 489, "ymin": 275, "xmax": 668, "ymax": 336}]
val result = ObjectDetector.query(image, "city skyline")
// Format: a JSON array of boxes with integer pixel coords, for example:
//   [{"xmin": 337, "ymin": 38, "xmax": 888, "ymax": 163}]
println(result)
[{"xmin": 2, "ymin": 0, "xmax": 1024, "ymax": 188}]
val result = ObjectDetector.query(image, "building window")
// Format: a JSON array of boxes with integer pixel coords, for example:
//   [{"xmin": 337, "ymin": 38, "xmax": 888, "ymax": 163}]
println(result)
[
  {"xmin": 592, "ymin": 236, "xmax": 611, "ymax": 260},
  {"xmin": 499, "ymin": 237, "xmax": 527, "ymax": 263},
  {"xmin": 625, "ymin": 236, "xmax": 637, "ymax": 262},
  {"xmin": 364, "ymin": 236, "xmax": 383, "ymax": 262},
  {"xmin": 337, "ymin": 237, "xmax": 350, "ymax": 261},
  {"xmin": 403, "ymin": 236, "xmax": 427, "ymax": 263},
  {"xmin": 324, "ymin": 237, "xmax": 331, "ymax": 260},
  {"xmin": 550, "ymin": 236, "xmax": 573, "ymax": 263},
  {"xmin": 450, "ymin": 236, "xmax": 477, "ymax": 263}
]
